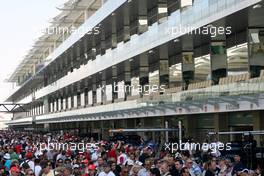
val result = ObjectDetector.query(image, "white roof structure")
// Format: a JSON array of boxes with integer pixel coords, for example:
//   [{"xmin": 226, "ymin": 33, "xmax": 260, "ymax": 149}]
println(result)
[{"xmin": 7, "ymin": 0, "xmax": 102, "ymax": 82}]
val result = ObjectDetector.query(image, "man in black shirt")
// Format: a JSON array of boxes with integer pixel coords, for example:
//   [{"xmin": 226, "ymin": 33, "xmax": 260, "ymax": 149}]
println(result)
[
  {"xmin": 232, "ymin": 154, "xmax": 245, "ymax": 176},
  {"xmin": 205, "ymin": 160, "xmax": 219, "ymax": 176},
  {"xmin": 172, "ymin": 160, "xmax": 183, "ymax": 176}
]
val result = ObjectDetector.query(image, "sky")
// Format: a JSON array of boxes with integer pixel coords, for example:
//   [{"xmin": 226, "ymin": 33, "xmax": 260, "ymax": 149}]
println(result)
[{"xmin": 0, "ymin": 0, "xmax": 67, "ymax": 119}]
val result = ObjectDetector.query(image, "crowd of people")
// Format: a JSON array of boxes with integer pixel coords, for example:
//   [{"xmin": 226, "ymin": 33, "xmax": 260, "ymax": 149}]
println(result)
[{"xmin": 0, "ymin": 130, "xmax": 263, "ymax": 176}]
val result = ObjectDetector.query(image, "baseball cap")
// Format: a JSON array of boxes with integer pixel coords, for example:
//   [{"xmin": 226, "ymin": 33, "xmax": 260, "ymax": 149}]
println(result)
[
  {"xmin": 10, "ymin": 166, "xmax": 20, "ymax": 173},
  {"xmin": 88, "ymin": 164, "xmax": 96, "ymax": 170}
]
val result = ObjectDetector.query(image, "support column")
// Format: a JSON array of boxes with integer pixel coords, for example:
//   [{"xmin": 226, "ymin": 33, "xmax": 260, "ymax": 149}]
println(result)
[
  {"xmin": 157, "ymin": 0, "xmax": 168, "ymax": 24},
  {"xmin": 149, "ymin": 45, "xmax": 169, "ymax": 92},
  {"xmin": 83, "ymin": 37, "xmax": 89, "ymax": 64},
  {"xmin": 124, "ymin": 61, "xmax": 131, "ymax": 98},
  {"xmin": 81, "ymin": 92, "xmax": 85, "ymax": 107},
  {"xmin": 131, "ymin": 61, "xmax": 140, "ymax": 97},
  {"xmin": 100, "ymin": 27, "xmax": 106, "ymax": 55},
  {"xmin": 84, "ymin": 80, "xmax": 89, "ymax": 106},
  {"xmin": 96, "ymin": 76, "xmax": 102, "ymax": 105},
  {"xmin": 101, "ymin": 71, "xmax": 107, "ymax": 104},
  {"xmin": 139, "ymin": 52, "xmax": 149, "ymax": 88},
  {"xmin": 248, "ymin": 6, "xmax": 264, "ymax": 77},
  {"xmin": 43, "ymin": 97, "xmax": 49, "ymax": 114},
  {"xmin": 112, "ymin": 66, "xmax": 118, "ymax": 101},
  {"xmin": 117, "ymin": 61, "xmax": 131, "ymax": 100},
  {"xmin": 88, "ymin": 86, "xmax": 93, "ymax": 106},
  {"xmin": 58, "ymin": 98, "xmax": 61, "ymax": 111},
  {"xmin": 253, "ymin": 111, "xmax": 264, "ymax": 147},
  {"xmin": 210, "ymin": 20, "xmax": 227, "ymax": 84},
  {"xmin": 185, "ymin": 115, "xmax": 197, "ymax": 139},
  {"xmin": 68, "ymin": 96, "xmax": 72, "ymax": 110},
  {"xmin": 159, "ymin": 45, "xmax": 169, "ymax": 89},
  {"xmin": 91, "ymin": 35, "xmax": 97, "ymax": 60},
  {"xmin": 73, "ymin": 94, "xmax": 78, "ymax": 109},
  {"xmin": 50, "ymin": 101, "xmax": 53, "ymax": 113},
  {"xmin": 63, "ymin": 97, "xmax": 66, "ymax": 111},
  {"xmin": 181, "ymin": 35, "xmax": 194, "ymax": 89},
  {"xmin": 54, "ymin": 99, "xmax": 57, "ymax": 112},
  {"xmin": 123, "ymin": 2, "xmax": 130, "ymax": 42},
  {"xmin": 106, "ymin": 67, "xmax": 116, "ymax": 104},
  {"xmin": 88, "ymin": 78, "xmax": 95, "ymax": 106},
  {"xmin": 214, "ymin": 113, "xmax": 229, "ymax": 143},
  {"xmin": 112, "ymin": 15, "xmax": 117, "ymax": 49},
  {"xmin": 138, "ymin": 0, "xmax": 148, "ymax": 34}
]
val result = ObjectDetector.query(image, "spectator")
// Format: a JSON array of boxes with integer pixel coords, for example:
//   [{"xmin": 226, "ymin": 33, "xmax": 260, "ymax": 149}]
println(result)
[
  {"xmin": 26, "ymin": 169, "xmax": 36, "ymax": 176},
  {"xmin": 41, "ymin": 162, "xmax": 55, "ymax": 176},
  {"xmin": 160, "ymin": 161, "xmax": 172, "ymax": 176},
  {"xmin": 185, "ymin": 158, "xmax": 202, "ymax": 176},
  {"xmin": 98, "ymin": 163, "xmax": 115, "ymax": 176},
  {"xmin": 150, "ymin": 168, "xmax": 161, "ymax": 176},
  {"xmin": 181, "ymin": 167, "xmax": 191, "ymax": 176},
  {"xmin": 232, "ymin": 154, "xmax": 245, "ymax": 176},
  {"xmin": 138, "ymin": 159, "xmax": 152, "ymax": 176},
  {"xmin": 34, "ymin": 158, "xmax": 42, "ymax": 176},
  {"xmin": 10, "ymin": 166, "xmax": 20, "ymax": 176},
  {"xmin": 174, "ymin": 160, "xmax": 183, "ymax": 176},
  {"xmin": 204, "ymin": 160, "xmax": 218, "ymax": 176}
]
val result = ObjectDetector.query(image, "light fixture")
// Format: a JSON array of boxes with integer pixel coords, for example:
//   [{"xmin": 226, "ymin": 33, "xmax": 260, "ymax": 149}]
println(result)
[
  {"xmin": 148, "ymin": 50, "xmax": 154, "ymax": 54},
  {"xmin": 251, "ymin": 33, "xmax": 260, "ymax": 43},
  {"xmin": 174, "ymin": 39, "xmax": 180, "ymax": 42},
  {"xmin": 84, "ymin": 53, "xmax": 88, "ymax": 59},
  {"xmin": 129, "ymin": 59, "xmax": 133, "ymax": 62},
  {"xmin": 253, "ymin": 4, "xmax": 262, "ymax": 9}
]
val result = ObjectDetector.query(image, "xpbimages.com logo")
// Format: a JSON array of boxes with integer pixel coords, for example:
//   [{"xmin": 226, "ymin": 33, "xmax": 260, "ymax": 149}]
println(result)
[
  {"xmin": 99, "ymin": 82, "xmax": 166, "ymax": 96},
  {"xmin": 164, "ymin": 141, "xmax": 232, "ymax": 154},
  {"xmin": 166, "ymin": 24, "xmax": 232, "ymax": 38},
  {"xmin": 37, "ymin": 142, "xmax": 100, "ymax": 152}
]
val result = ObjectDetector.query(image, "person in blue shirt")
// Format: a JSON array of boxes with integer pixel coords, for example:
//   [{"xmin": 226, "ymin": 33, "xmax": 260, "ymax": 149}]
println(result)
[{"xmin": 3, "ymin": 153, "xmax": 11, "ymax": 171}]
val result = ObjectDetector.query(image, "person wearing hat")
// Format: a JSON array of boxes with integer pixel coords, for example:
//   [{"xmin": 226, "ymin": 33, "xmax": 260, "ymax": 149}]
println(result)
[
  {"xmin": 56, "ymin": 158, "xmax": 64, "ymax": 168},
  {"xmin": 25, "ymin": 151, "xmax": 35, "ymax": 171},
  {"xmin": 10, "ymin": 166, "xmax": 20, "ymax": 176},
  {"xmin": 86, "ymin": 164, "xmax": 97, "ymax": 176},
  {"xmin": 72, "ymin": 164, "xmax": 81, "ymax": 176},
  {"xmin": 3, "ymin": 153, "xmax": 11, "ymax": 170}
]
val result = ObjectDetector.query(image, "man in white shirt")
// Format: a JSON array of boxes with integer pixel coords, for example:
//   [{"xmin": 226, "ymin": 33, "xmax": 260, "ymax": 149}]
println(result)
[
  {"xmin": 34, "ymin": 158, "xmax": 42, "ymax": 176},
  {"xmin": 98, "ymin": 163, "xmax": 116, "ymax": 176}
]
